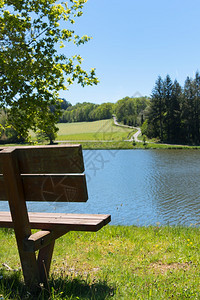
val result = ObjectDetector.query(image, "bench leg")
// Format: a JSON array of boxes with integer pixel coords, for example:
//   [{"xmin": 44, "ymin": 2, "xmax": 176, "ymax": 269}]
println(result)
[
  {"xmin": 37, "ymin": 241, "xmax": 55, "ymax": 287},
  {"xmin": 17, "ymin": 249, "xmax": 40, "ymax": 289}
]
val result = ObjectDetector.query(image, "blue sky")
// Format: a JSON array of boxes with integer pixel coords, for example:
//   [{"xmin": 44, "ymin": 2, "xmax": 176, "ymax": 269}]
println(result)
[{"xmin": 60, "ymin": 0, "xmax": 200, "ymax": 105}]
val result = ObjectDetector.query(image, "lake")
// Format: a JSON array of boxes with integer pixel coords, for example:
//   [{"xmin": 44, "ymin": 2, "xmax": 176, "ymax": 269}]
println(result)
[{"xmin": 1, "ymin": 149, "xmax": 200, "ymax": 226}]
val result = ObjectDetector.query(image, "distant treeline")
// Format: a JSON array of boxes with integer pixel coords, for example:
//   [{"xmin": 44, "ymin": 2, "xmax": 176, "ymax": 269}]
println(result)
[
  {"xmin": 142, "ymin": 71, "xmax": 200, "ymax": 144},
  {"xmin": 59, "ymin": 102, "xmax": 114, "ymax": 122},
  {"xmin": 58, "ymin": 97, "xmax": 150, "ymax": 126}
]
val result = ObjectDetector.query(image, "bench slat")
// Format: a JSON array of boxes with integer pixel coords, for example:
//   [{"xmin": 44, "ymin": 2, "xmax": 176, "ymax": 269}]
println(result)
[
  {"xmin": 0, "ymin": 145, "xmax": 84, "ymax": 173},
  {"xmin": 0, "ymin": 174, "xmax": 88, "ymax": 202},
  {"xmin": 0, "ymin": 211, "xmax": 111, "ymax": 232}
]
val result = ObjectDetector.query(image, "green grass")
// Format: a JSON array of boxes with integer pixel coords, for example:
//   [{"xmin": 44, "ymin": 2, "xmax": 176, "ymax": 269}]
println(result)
[
  {"xmin": 30, "ymin": 119, "xmax": 134, "ymax": 142},
  {"xmin": 0, "ymin": 225, "xmax": 200, "ymax": 299},
  {"xmin": 55, "ymin": 120, "xmax": 134, "ymax": 141}
]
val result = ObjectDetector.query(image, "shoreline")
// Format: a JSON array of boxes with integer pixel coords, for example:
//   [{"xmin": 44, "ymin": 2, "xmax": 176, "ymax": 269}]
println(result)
[
  {"xmin": 1, "ymin": 140, "xmax": 200, "ymax": 150},
  {"xmin": 56, "ymin": 140, "xmax": 200, "ymax": 150}
]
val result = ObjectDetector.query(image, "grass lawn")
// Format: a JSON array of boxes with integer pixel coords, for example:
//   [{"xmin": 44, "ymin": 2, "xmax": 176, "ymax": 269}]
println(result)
[
  {"xmin": 0, "ymin": 225, "xmax": 199, "ymax": 299},
  {"xmin": 55, "ymin": 119, "xmax": 134, "ymax": 141},
  {"xmin": 7, "ymin": 119, "xmax": 200, "ymax": 149}
]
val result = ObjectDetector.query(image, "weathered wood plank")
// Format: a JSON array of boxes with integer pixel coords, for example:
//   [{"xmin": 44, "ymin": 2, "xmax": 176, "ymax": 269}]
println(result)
[
  {"xmin": 0, "ymin": 145, "xmax": 84, "ymax": 173},
  {"xmin": 0, "ymin": 211, "xmax": 111, "ymax": 220},
  {"xmin": 23, "ymin": 230, "xmax": 51, "ymax": 252},
  {"xmin": 23, "ymin": 174, "xmax": 88, "ymax": 202},
  {"xmin": 0, "ymin": 211, "xmax": 111, "ymax": 232},
  {"xmin": 24, "ymin": 229, "xmax": 69, "ymax": 252},
  {"xmin": 0, "ymin": 174, "xmax": 88, "ymax": 202}
]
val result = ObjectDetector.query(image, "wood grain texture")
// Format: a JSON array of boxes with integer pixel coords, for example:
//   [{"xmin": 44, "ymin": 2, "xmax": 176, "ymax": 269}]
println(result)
[
  {"xmin": 24, "ymin": 229, "xmax": 69, "ymax": 252},
  {"xmin": 24, "ymin": 174, "xmax": 88, "ymax": 202},
  {"xmin": 0, "ymin": 211, "xmax": 111, "ymax": 232},
  {"xmin": 0, "ymin": 145, "xmax": 84, "ymax": 173},
  {"xmin": 0, "ymin": 174, "xmax": 88, "ymax": 202}
]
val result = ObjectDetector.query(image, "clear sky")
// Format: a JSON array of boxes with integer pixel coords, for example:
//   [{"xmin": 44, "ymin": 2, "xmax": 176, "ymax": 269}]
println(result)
[{"xmin": 59, "ymin": 0, "xmax": 200, "ymax": 105}]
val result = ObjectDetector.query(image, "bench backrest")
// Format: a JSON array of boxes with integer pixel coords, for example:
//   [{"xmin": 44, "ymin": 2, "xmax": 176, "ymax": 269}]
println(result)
[{"xmin": 0, "ymin": 145, "xmax": 88, "ymax": 203}]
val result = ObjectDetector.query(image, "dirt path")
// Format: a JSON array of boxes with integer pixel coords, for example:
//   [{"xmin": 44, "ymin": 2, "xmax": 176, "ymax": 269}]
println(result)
[
  {"xmin": 113, "ymin": 116, "xmax": 141, "ymax": 142},
  {"xmin": 132, "ymin": 128, "xmax": 142, "ymax": 142}
]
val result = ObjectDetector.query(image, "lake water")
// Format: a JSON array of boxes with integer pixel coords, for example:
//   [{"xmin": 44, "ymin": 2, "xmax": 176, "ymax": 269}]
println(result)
[{"xmin": 1, "ymin": 149, "xmax": 200, "ymax": 226}]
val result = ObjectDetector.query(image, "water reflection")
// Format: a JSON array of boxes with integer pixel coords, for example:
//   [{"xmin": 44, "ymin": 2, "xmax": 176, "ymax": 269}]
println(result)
[
  {"xmin": 84, "ymin": 149, "xmax": 200, "ymax": 226},
  {"xmin": 148, "ymin": 150, "xmax": 200, "ymax": 225}
]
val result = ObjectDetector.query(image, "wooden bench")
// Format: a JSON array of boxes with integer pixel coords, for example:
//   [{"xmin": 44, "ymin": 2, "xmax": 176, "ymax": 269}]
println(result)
[{"xmin": 0, "ymin": 145, "xmax": 111, "ymax": 289}]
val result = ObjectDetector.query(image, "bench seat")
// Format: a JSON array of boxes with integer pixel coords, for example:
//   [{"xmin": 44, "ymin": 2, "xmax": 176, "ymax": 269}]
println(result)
[{"xmin": 0, "ymin": 211, "xmax": 111, "ymax": 232}]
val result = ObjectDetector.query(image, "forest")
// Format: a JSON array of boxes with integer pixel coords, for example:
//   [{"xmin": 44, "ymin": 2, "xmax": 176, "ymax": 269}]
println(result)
[{"xmin": 142, "ymin": 71, "xmax": 200, "ymax": 145}]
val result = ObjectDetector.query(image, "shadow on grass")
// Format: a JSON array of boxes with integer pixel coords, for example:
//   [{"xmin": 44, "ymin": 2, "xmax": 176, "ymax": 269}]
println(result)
[{"xmin": 0, "ymin": 269, "xmax": 114, "ymax": 299}]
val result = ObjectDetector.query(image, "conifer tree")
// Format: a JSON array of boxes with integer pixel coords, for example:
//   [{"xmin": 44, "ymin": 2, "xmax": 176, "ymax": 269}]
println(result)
[
  {"xmin": 149, "ymin": 76, "xmax": 165, "ymax": 140},
  {"xmin": 163, "ymin": 75, "xmax": 173, "ymax": 141}
]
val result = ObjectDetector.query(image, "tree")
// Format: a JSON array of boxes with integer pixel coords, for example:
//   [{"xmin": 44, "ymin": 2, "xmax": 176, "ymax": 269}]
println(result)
[
  {"xmin": 182, "ymin": 73, "xmax": 200, "ymax": 144},
  {"xmin": 115, "ymin": 97, "xmax": 149, "ymax": 127},
  {"xmin": 89, "ymin": 102, "xmax": 114, "ymax": 121},
  {"xmin": 146, "ymin": 71, "xmax": 200, "ymax": 144},
  {"xmin": 163, "ymin": 75, "xmax": 173, "ymax": 141},
  {"xmin": 50, "ymin": 98, "xmax": 72, "ymax": 113},
  {"xmin": 148, "ymin": 76, "xmax": 165, "ymax": 140},
  {"xmin": 193, "ymin": 71, "xmax": 200, "ymax": 144},
  {"xmin": 182, "ymin": 76, "xmax": 195, "ymax": 143},
  {"xmin": 0, "ymin": 0, "xmax": 98, "ymax": 142},
  {"xmin": 170, "ymin": 79, "xmax": 182, "ymax": 143}
]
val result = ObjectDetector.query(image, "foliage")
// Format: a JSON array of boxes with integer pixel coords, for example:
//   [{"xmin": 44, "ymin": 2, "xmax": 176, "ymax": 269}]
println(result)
[
  {"xmin": 59, "ymin": 101, "xmax": 114, "ymax": 123},
  {"xmin": 60, "ymin": 102, "xmax": 98, "ymax": 122},
  {"xmin": 132, "ymin": 137, "xmax": 136, "ymax": 146},
  {"xmin": 59, "ymin": 97, "xmax": 149, "ymax": 125},
  {"xmin": 0, "ymin": 0, "xmax": 98, "ymax": 142},
  {"xmin": 89, "ymin": 102, "xmax": 113, "ymax": 121},
  {"xmin": 0, "ymin": 109, "xmax": 19, "ymax": 142},
  {"xmin": 182, "ymin": 72, "xmax": 200, "ymax": 144},
  {"xmin": 147, "ymin": 76, "xmax": 165, "ymax": 140},
  {"xmin": 114, "ymin": 96, "xmax": 150, "ymax": 127},
  {"xmin": 146, "ymin": 72, "xmax": 200, "ymax": 144},
  {"xmin": 50, "ymin": 98, "xmax": 72, "ymax": 113}
]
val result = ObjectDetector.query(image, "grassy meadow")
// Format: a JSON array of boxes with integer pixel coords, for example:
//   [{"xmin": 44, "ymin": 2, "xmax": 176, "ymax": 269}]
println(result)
[
  {"xmin": 27, "ymin": 119, "xmax": 200, "ymax": 149},
  {"xmin": 0, "ymin": 225, "xmax": 200, "ymax": 299},
  {"xmin": 54, "ymin": 120, "xmax": 134, "ymax": 141}
]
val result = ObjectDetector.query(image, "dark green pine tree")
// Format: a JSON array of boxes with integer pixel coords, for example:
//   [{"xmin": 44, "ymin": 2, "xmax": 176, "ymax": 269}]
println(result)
[
  {"xmin": 163, "ymin": 75, "xmax": 173, "ymax": 142},
  {"xmin": 149, "ymin": 76, "xmax": 165, "ymax": 140},
  {"xmin": 170, "ymin": 80, "xmax": 182, "ymax": 143},
  {"xmin": 182, "ymin": 76, "xmax": 195, "ymax": 144},
  {"xmin": 193, "ymin": 71, "xmax": 200, "ymax": 144}
]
